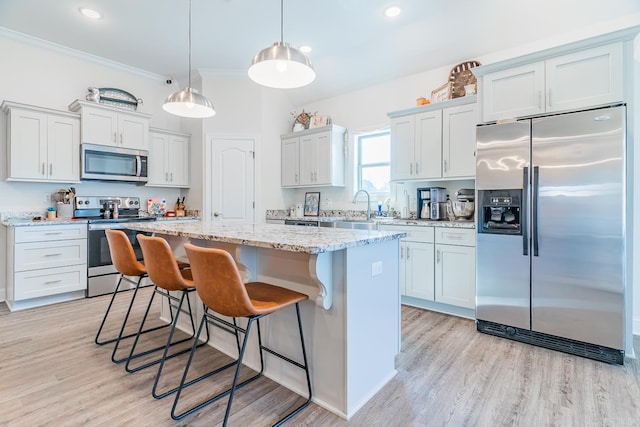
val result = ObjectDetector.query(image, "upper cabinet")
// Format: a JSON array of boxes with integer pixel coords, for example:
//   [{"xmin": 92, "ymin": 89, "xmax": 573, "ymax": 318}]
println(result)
[
  {"xmin": 147, "ymin": 128, "xmax": 190, "ymax": 188},
  {"xmin": 2, "ymin": 101, "xmax": 80, "ymax": 183},
  {"xmin": 477, "ymin": 42, "xmax": 624, "ymax": 123},
  {"xmin": 281, "ymin": 125, "xmax": 346, "ymax": 188},
  {"xmin": 69, "ymin": 100, "xmax": 150, "ymax": 150},
  {"xmin": 389, "ymin": 96, "xmax": 477, "ymax": 181}
]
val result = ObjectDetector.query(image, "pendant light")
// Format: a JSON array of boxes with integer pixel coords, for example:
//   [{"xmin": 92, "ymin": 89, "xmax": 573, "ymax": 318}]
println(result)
[
  {"xmin": 248, "ymin": 0, "xmax": 315, "ymax": 89},
  {"xmin": 163, "ymin": 0, "xmax": 215, "ymax": 118}
]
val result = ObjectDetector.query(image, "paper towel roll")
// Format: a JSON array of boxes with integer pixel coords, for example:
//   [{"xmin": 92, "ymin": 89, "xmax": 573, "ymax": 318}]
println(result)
[{"xmin": 399, "ymin": 190, "xmax": 409, "ymax": 219}]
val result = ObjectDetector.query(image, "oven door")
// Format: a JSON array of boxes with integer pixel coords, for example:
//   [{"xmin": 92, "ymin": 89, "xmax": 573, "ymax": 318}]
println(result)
[{"xmin": 86, "ymin": 223, "xmax": 151, "ymax": 297}]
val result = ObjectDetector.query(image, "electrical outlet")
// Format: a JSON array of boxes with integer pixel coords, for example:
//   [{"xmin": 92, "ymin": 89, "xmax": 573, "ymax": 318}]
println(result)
[
  {"xmin": 371, "ymin": 261, "xmax": 383, "ymax": 277},
  {"xmin": 43, "ymin": 192, "xmax": 51, "ymax": 203}
]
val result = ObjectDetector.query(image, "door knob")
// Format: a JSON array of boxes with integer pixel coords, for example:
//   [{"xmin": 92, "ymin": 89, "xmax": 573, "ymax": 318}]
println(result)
[{"xmin": 213, "ymin": 212, "xmax": 221, "ymax": 217}]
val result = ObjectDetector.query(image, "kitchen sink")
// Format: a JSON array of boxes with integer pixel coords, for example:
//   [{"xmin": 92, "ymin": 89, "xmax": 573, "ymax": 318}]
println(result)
[{"xmin": 320, "ymin": 219, "xmax": 393, "ymax": 231}]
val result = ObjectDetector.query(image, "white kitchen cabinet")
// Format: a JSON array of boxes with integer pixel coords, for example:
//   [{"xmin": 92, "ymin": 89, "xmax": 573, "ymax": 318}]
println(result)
[
  {"xmin": 389, "ymin": 96, "xmax": 476, "ymax": 181},
  {"xmin": 280, "ymin": 125, "xmax": 345, "ymax": 188},
  {"xmin": 434, "ymin": 228, "xmax": 476, "ymax": 309},
  {"xmin": 481, "ymin": 43, "xmax": 623, "ymax": 122},
  {"xmin": 6, "ymin": 224, "xmax": 87, "ymax": 311},
  {"xmin": 69, "ymin": 100, "xmax": 150, "ymax": 150},
  {"xmin": 147, "ymin": 128, "xmax": 190, "ymax": 187},
  {"xmin": 442, "ymin": 103, "xmax": 478, "ymax": 178},
  {"xmin": 2, "ymin": 101, "xmax": 80, "ymax": 183},
  {"xmin": 390, "ymin": 110, "xmax": 442, "ymax": 181},
  {"xmin": 380, "ymin": 225, "xmax": 435, "ymax": 300}
]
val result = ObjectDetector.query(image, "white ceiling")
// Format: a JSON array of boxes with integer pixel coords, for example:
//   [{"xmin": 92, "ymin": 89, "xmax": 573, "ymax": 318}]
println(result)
[{"xmin": 1, "ymin": 0, "xmax": 640, "ymax": 105}]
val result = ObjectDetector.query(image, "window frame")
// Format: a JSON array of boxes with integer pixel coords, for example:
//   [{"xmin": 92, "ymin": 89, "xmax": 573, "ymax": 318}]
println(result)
[{"xmin": 356, "ymin": 129, "xmax": 391, "ymax": 200}]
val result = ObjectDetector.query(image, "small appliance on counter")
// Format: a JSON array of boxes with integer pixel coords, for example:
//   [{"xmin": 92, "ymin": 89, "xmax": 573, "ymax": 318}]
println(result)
[
  {"xmin": 429, "ymin": 187, "xmax": 447, "ymax": 220},
  {"xmin": 448, "ymin": 188, "xmax": 475, "ymax": 221},
  {"xmin": 417, "ymin": 187, "xmax": 431, "ymax": 220}
]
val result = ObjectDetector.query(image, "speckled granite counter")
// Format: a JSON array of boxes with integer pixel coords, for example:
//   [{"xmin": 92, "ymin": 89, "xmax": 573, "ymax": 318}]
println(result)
[
  {"xmin": 128, "ymin": 219, "xmax": 402, "ymax": 419},
  {"xmin": 126, "ymin": 220, "xmax": 406, "ymax": 254},
  {"xmin": 266, "ymin": 211, "xmax": 475, "ymax": 229},
  {"xmin": 1, "ymin": 218, "xmax": 88, "ymax": 227}
]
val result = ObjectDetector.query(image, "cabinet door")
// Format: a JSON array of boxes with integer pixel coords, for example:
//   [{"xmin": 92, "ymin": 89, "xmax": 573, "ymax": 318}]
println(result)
[
  {"xmin": 147, "ymin": 132, "xmax": 168, "ymax": 185},
  {"xmin": 82, "ymin": 106, "xmax": 118, "ymax": 146},
  {"xmin": 118, "ymin": 113, "xmax": 149, "ymax": 150},
  {"xmin": 414, "ymin": 110, "xmax": 442, "ymax": 179},
  {"xmin": 404, "ymin": 241, "xmax": 435, "ymax": 301},
  {"xmin": 7, "ymin": 108, "xmax": 47, "ymax": 180},
  {"xmin": 47, "ymin": 115, "xmax": 80, "ymax": 182},
  {"xmin": 299, "ymin": 134, "xmax": 316, "ymax": 185},
  {"xmin": 314, "ymin": 132, "xmax": 332, "ymax": 185},
  {"xmin": 281, "ymin": 136, "xmax": 300, "ymax": 187},
  {"xmin": 442, "ymin": 103, "xmax": 477, "ymax": 178},
  {"xmin": 168, "ymin": 135, "xmax": 190, "ymax": 186},
  {"xmin": 482, "ymin": 62, "xmax": 545, "ymax": 122},
  {"xmin": 435, "ymin": 244, "xmax": 475, "ymax": 309},
  {"xmin": 390, "ymin": 115, "xmax": 414, "ymax": 180},
  {"xmin": 545, "ymin": 43, "xmax": 623, "ymax": 113}
]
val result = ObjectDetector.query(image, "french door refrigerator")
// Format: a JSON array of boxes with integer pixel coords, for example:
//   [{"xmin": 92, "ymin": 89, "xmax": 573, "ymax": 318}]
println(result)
[{"xmin": 475, "ymin": 104, "xmax": 626, "ymax": 364}]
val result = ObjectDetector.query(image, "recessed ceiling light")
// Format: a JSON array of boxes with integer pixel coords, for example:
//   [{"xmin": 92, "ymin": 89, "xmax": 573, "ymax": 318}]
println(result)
[
  {"xmin": 79, "ymin": 7, "xmax": 103, "ymax": 20},
  {"xmin": 299, "ymin": 45, "xmax": 312, "ymax": 54},
  {"xmin": 385, "ymin": 6, "xmax": 402, "ymax": 18}
]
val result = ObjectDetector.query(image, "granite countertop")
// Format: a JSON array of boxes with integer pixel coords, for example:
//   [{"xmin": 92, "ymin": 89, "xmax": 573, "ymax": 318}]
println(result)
[
  {"xmin": 267, "ymin": 214, "xmax": 475, "ymax": 229},
  {"xmin": 126, "ymin": 221, "xmax": 407, "ymax": 254},
  {"xmin": 1, "ymin": 218, "xmax": 88, "ymax": 227}
]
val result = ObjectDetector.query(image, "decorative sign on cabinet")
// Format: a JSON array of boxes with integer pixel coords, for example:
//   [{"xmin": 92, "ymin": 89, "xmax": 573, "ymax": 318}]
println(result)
[
  {"xmin": 69, "ymin": 99, "xmax": 151, "ymax": 150},
  {"xmin": 2, "ymin": 101, "xmax": 81, "ymax": 183},
  {"xmin": 474, "ymin": 40, "xmax": 626, "ymax": 123},
  {"xmin": 281, "ymin": 125, "xmax": 346, "ymax": 188},
  {"xmin": 388, "ymin": 96, "xmax": 477, "ymax": 181},
  {"xmin": 147, "ymin": 128, "xmax": 190, "ymax": 188}
]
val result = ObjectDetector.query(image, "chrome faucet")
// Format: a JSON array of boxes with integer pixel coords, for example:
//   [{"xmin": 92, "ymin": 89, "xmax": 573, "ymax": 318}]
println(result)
[{"xmin": 352, "ymin": 189, "xmax": 372, "ymax": 219}]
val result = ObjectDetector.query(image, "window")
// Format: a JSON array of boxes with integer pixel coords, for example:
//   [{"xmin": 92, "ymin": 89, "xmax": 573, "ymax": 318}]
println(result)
[{"xmin": 357, "ymin": 130, "xmax": 390, "ymax": 197}]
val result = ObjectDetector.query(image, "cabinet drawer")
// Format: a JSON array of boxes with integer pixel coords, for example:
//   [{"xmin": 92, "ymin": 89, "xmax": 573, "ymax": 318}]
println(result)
[
  {"xmin": 435, "ymin": 227, "xmax": 475, "ymax": 246},
  {"xmin": 15, "ymin": 239, "xmax": 87, "ymax": 272},
  {"xmin": 15, "ymin": 224, "xmax": 87, "ymax": 243},
  {"xmin": 381, "ymin": 225, "xmax": 434, "ymax": 243},
  {"xmin": 14, "ymin": 265, "xmax": 87, "ymax": 300}
]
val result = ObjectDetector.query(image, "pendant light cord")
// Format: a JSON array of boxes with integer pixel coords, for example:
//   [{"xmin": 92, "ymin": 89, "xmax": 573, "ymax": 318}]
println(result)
[
  {"xmin": 188, "ymin": 0, "xmax": 192, "ymax": 88},
  {"xmin": 280, "ymin": 0, "xmax": 284, "ymax": 43}
]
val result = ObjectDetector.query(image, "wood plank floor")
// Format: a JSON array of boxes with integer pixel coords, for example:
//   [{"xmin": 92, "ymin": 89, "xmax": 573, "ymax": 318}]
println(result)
[{"xmin": 1, "ymin": 289, "xmax": 639, "ymax": 426}]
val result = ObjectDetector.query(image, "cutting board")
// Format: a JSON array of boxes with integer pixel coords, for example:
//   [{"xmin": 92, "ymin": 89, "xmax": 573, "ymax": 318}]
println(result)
[{"xmin": 147, "ymin": 198, "xmax": 166, "ymax": 215}]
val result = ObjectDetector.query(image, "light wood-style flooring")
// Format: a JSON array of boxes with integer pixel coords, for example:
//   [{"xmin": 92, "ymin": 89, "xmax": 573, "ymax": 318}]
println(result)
[{"xmin": 1, "ymin": 289, "xmax": 639, "ymax": 427}]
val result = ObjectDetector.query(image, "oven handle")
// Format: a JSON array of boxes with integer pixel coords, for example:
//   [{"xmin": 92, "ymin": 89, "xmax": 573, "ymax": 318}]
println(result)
[{"xmin": 89, "ymin": 223, "xmax": 131, "ymax": 231}]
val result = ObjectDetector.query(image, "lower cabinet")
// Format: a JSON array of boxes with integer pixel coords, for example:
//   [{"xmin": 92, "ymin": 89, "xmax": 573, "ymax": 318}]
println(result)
[
  {"xmin": 381, "ymin": 224, "xmax": 476, "ymax": 317},
  {"xmin": 6, "ymin": 224, "xmax": 87, "ymax": 311}
]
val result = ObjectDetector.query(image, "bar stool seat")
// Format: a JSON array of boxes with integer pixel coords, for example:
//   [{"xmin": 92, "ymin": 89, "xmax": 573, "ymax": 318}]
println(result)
[
  {"xmin": 96, "ymin": 229, "xmax": 184, "ymax": 364},
  {"xmin": 172, "ymin": 244, "xmax": 312, "ymax": 426},
  {"xmin": 130, "ymin": 234, "xmax": 208, "ymax": 399}
]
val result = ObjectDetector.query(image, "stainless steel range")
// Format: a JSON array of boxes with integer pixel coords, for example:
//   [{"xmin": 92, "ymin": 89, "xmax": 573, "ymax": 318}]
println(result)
[{"xmin": 74, "ymin": 196, "xmax": 156, "ymax": 297}]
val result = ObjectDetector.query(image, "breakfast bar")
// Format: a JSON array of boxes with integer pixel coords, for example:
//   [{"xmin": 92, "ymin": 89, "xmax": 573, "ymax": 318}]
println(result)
[{"xmin": 126, "ymin": 221, "xmax": 405, "ymax": 419}]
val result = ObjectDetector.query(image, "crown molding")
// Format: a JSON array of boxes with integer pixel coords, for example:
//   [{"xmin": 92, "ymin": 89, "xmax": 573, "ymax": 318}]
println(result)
[{"xmin": 0, "ymin": 26, "xmax": 168, "ymax": 82}]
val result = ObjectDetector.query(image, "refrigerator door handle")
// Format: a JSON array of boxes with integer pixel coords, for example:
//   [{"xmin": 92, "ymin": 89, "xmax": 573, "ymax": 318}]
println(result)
[
  {"xmin": 522, "ymin": 167, "xmax": 529, "ymax": 256},
  {"xmin": 532, "ymin": 165, "xmax": 539, "ymax": 256}
]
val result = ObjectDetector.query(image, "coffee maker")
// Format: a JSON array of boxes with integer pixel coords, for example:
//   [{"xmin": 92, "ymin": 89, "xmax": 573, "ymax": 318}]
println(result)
[
  {"xmin": 429, "ymin": 187, "xmax": 447, "ymax": 220},
  {"xmin": 417, "ymin": 187, "xmax": 431, "ymax": 220}
]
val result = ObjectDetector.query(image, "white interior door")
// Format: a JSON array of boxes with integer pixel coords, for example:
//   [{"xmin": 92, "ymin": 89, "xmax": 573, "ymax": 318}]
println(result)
[{"xmin": 206, "ymin": 135, "xmax": 255, "ymax": 224}]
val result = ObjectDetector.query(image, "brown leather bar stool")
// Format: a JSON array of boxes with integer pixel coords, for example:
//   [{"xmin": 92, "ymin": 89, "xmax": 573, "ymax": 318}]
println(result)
[
  {"xmin": 172, "ymin": 244, "xmax": 312, "ymax": 426},
  {"xmin": 129, "ymin": 234, "xmax": 209, "ymax": 398},
  {"xmin": 96, "ymin": 229, "xmax": 176, "ymax": 364}
]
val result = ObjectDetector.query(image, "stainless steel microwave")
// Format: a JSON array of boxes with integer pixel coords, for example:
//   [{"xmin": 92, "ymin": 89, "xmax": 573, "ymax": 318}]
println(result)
[{"xmin": 81, "ymin": 143, "xmax": 148, "ymax": 183}]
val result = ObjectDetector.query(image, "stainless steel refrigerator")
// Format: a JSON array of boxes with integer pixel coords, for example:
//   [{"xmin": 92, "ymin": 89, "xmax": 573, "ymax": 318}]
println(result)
[{"xmin": 475, "ymin": 104, "xmax": 626, "ymax": 364}]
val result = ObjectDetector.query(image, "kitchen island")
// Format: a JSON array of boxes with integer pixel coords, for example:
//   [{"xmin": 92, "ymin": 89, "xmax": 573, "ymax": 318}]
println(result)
[{"xmin": 126, "ymin": 221, "xmax": 405, "ymax": 419}]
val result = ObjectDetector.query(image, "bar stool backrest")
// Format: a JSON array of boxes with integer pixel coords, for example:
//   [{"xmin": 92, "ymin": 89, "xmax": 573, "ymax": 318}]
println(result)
[
  {"xmin": 137, "ymin": 234, "xmax": 192, "ymax": 291},
  {"xmin": 184, "ymin": 244, "xmax": 256, "ymax": 318},
  {"xmin": 105, "ymin": 229, "xmax": 146, "ymax": 277}
]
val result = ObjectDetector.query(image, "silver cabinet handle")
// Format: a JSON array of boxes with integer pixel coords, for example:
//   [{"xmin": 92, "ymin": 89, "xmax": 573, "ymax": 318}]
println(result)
[
  {"xmin": 406, "ymin": 247, "xmax": 410, "ymax": 259},
  {"xmin": 44, "ymin": 231, "xmax": 63, "ymax": 235},
  {"xmin": 410, "ymin": 163, "xmax": 413, "ymax": 175},
  {"xmin": 295, "ymin": 173, "xmax": 298, "ymax": 183},
  {"xmin": 113, "ymin": 131, "xmax": 117, "ymax": 144},
  {"xmin": 415, "ymin": 162, "xmax": 419, "ymax": 174},
  {"xmin": 548, "ymin": 88, "xmax": 552, "ymax": 108},
  {"xmin": 165, "ymin": 172, "xmax": 168, "ymax": 181},
  {"xmin": 44, "ymin": 279, "xmax": 62, "ymax": 284},
  {"xmin": 44, "ymin": 253, "xmax": 62, "ymax": 257},
  {"xmin": 42, "ymin": 163, "xmax": 45, "ymax": 175},
  {"xmin": 49, "ymin": 163, "xmax": 53, "ymax": 175},
  {"xmin": 400, "ymin": 246, "xmax": 404, "ymax": 259},
  {"xmin": 444, "ymin": 160, "xmax": 448, "ymax": 173},
  {"xmin": 170, "ymin": 172, "xmax": 173, "ymax": 182},
  {"xmin": 436, "ymin": 249, "xmax": 441, "ymax": 263},
  {"xmin": 538, "ymin": 90, "xmax": 542, "ymax": 109}
]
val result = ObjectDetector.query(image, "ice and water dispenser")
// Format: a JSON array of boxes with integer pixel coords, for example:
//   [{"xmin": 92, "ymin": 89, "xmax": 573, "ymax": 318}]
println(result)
[{"xmin": 477, "ymin": 189, "xmax": 522, "ymax": 235}]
